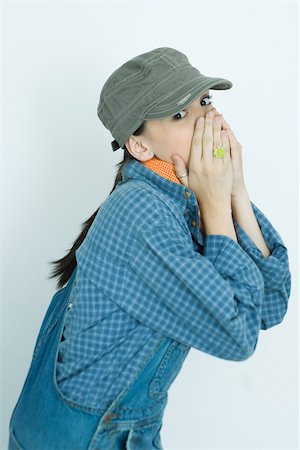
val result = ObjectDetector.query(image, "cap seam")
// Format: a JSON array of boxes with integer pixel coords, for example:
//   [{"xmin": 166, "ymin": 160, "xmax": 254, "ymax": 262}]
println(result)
[
  {"xmin": 145, "ymin": 78, "xmax": 224, "ymax": 117},
  {"xmin": 162, "ymin": 52, "xmax": 182, "ymax": 69},
  {"xmin": 98, "ymin": 53, "xmax": 189, "ymax": 118},
  {"xmin": 146, "ymin": 76, "xmax": 212, "ymax": 114},
  {"xmin": 110, "ymin": 63, "xmax": 192, "ymax": 137},
  {"xmin": 98, "ymin": 51, "xmax": 169, "ymax": 113}
]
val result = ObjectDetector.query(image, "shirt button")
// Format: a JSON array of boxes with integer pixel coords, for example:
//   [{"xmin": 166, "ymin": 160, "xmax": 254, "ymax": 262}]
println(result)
[
  {"xmin": 191, "ymin": 219, "xmax": 196, "ymax": 227},
  {"xmin": 185, "ymin": 191, "xmax": 190, "ymax": 198},
  {"xmin": 67, "ymin": 302, "xmax": 73, "ymax": 310}
]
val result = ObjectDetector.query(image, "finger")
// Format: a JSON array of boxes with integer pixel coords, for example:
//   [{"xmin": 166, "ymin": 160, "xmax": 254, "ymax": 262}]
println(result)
[
  {"xmin": 221, "ymin": 129, "xmax": 231, "ymax": 160},
  {"xmin": 217, "ymin": 114, "xmax": 233, "ymax": 135},
  {"xmin": 190, "ymin": 116, "xmax": 204, "ymax": 168},
  {"xmin": 212, "ymin": 108, "xmax": 229, "ymax": 129},
  {"xmin": 215, "ymin": 113, "xmax": 240, "ymax": 148},
  {"xmin": 202, "ymin": 110, "xmax": 214, "ymax": 160},
  {"xmin": 226, "ymin": 128, "xmax": 241, "ymax": 156},
  {"xmin": 213, "ymin": 115, "xmax": 222, "ymax": 149},
  {"xmin": 172, "ymin": 153, "xmax": 189, "ymax": 187}
]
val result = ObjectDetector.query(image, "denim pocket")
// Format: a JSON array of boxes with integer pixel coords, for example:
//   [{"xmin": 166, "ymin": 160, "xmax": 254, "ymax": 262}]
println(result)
[
  {"xmin": 148, "ymin": 340, "xmax": 190, "ymax": 400},
  {"xmin": 31, "ymin": 276, "xmax": 76, "ymax": 364},
  {"xmin": 32, "ymin": 282, "xmax": 73, "ymax": 366}
]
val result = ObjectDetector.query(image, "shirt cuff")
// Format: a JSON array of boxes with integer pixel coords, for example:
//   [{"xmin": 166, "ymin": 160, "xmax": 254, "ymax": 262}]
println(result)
[
  {"xmin": 203, "ymin": 234, "xmax": 264, "ymax": 299},
  {"xmin": 232, "ymin": 201, "xmax": 290, "ymax": 289}
]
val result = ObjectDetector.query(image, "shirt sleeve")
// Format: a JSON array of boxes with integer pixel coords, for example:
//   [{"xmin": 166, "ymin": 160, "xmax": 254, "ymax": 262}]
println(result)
[
  {"xmin": 114, "ymin": 220, "xmax": 266, "ymax": 362},
  {"xmin": 232, "ymin": 201, "xmax": 292, "ymax": 330}
]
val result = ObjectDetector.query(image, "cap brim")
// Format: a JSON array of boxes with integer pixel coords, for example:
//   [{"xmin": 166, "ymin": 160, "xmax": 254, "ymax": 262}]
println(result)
[{"xmin": 144, "ymin": 76, "xmax": 232, "ymax": 120}]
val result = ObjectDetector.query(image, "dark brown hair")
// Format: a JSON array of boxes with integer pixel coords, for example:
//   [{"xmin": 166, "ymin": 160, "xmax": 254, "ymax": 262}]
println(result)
[{"xmin": 48, "ymin": 121, "xmax": 146, "ymax": 290}]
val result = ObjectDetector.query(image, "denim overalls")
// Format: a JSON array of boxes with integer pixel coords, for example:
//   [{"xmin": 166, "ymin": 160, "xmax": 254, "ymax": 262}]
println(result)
[{"xmin": 8, "ymin": 266, "xmax": 190, "ymax": 449}]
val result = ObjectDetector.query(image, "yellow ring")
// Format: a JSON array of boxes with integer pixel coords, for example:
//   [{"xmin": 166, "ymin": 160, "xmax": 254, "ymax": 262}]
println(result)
[{"xmin": 214, "ymin": 146, "xmax": 225, "ymax": 158}]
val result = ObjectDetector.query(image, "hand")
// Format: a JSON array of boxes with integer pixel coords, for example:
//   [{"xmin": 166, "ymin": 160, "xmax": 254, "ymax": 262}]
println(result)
[
  {"xmin": 172, "ymin": 109, "xmax": 233, "ymax": 210},
  {"xmin": 172, "ymin": 109, "xmax": 248, "ymax": 199},
  {"xmin": 213, "ymin": 109, "xmax": 248, "ymax": 198}
]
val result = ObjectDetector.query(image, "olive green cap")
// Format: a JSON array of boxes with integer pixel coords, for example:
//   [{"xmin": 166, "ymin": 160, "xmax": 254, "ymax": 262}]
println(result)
[{"xmin": 97, "ymin": 47, "xmax": 233, "ymax": 152}]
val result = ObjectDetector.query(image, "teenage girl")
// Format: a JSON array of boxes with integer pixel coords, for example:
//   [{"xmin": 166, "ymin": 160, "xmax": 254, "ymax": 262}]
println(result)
[{"xmin": 8, "ymin": 47, "xmax": 291, "ymax": 450}]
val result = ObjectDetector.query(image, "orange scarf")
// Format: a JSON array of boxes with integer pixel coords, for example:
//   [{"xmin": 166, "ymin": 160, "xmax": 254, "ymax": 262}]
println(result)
[
  {"xmin": 141, "ymin": 155, "xmax": 182, "ymax": 184},
  {"xmin": 141, "ymin": 156, "xmax": 204, "ymax": 230}
]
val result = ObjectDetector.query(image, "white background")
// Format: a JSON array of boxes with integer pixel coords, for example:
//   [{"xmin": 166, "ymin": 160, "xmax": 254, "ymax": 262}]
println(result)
[{"xmin": 1, "ymin": 1, "xmax": 299, "ymax": 449}]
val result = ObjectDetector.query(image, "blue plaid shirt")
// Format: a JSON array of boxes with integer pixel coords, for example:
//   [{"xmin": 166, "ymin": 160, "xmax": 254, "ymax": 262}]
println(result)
[{"xmin": 56, "ymin": 159, "xmax": 291, "ymax": 410}]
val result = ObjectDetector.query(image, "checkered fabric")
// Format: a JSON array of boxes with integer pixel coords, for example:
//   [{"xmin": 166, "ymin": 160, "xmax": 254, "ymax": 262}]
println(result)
[{"xmin": 56, "ymin": 158, "xmax": 291, "ymax": 410}]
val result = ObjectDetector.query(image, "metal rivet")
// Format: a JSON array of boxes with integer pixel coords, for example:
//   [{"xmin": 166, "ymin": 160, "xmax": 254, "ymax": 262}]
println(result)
[{"xmin": 104, "ymin": 412, "xmax": 119, "ymax": 424}]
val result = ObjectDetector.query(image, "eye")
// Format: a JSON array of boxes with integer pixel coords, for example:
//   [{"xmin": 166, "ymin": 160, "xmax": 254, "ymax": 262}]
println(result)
[
  {"xmin": 172, "ymin": 110, "xmax": 187, "ymax": 121},
  {"xmin": 200, "ymin": 94, "xmax": 213, "ymax": 106},
  {"xmin": 172, "ymin": 95, "xmax": 213, "ymax": 121}
]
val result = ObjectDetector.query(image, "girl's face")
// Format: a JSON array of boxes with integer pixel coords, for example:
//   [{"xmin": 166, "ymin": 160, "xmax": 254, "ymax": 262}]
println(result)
[{"xmin": 125, "ymin": 89, "xmax": 216, "ymax": 167}]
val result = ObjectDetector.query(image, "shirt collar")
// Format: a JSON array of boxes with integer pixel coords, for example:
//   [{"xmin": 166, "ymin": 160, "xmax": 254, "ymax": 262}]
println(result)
[
  {"xmin": 122, "ymin": 157, "xmax": 198, "ymax": 209},
  {"xmin": 141, "ymin": 156, "xmax": 183, "ymax": 185},
  {"xmin": 121, "ymin": 157, "xmax": 204, "ymax": 245}
]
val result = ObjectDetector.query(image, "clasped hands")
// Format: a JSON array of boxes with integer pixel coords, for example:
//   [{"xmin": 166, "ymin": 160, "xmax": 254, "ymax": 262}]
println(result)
[{"xmin": 173, "ymin": 108, "xmax": 248, "ymax": 199}]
